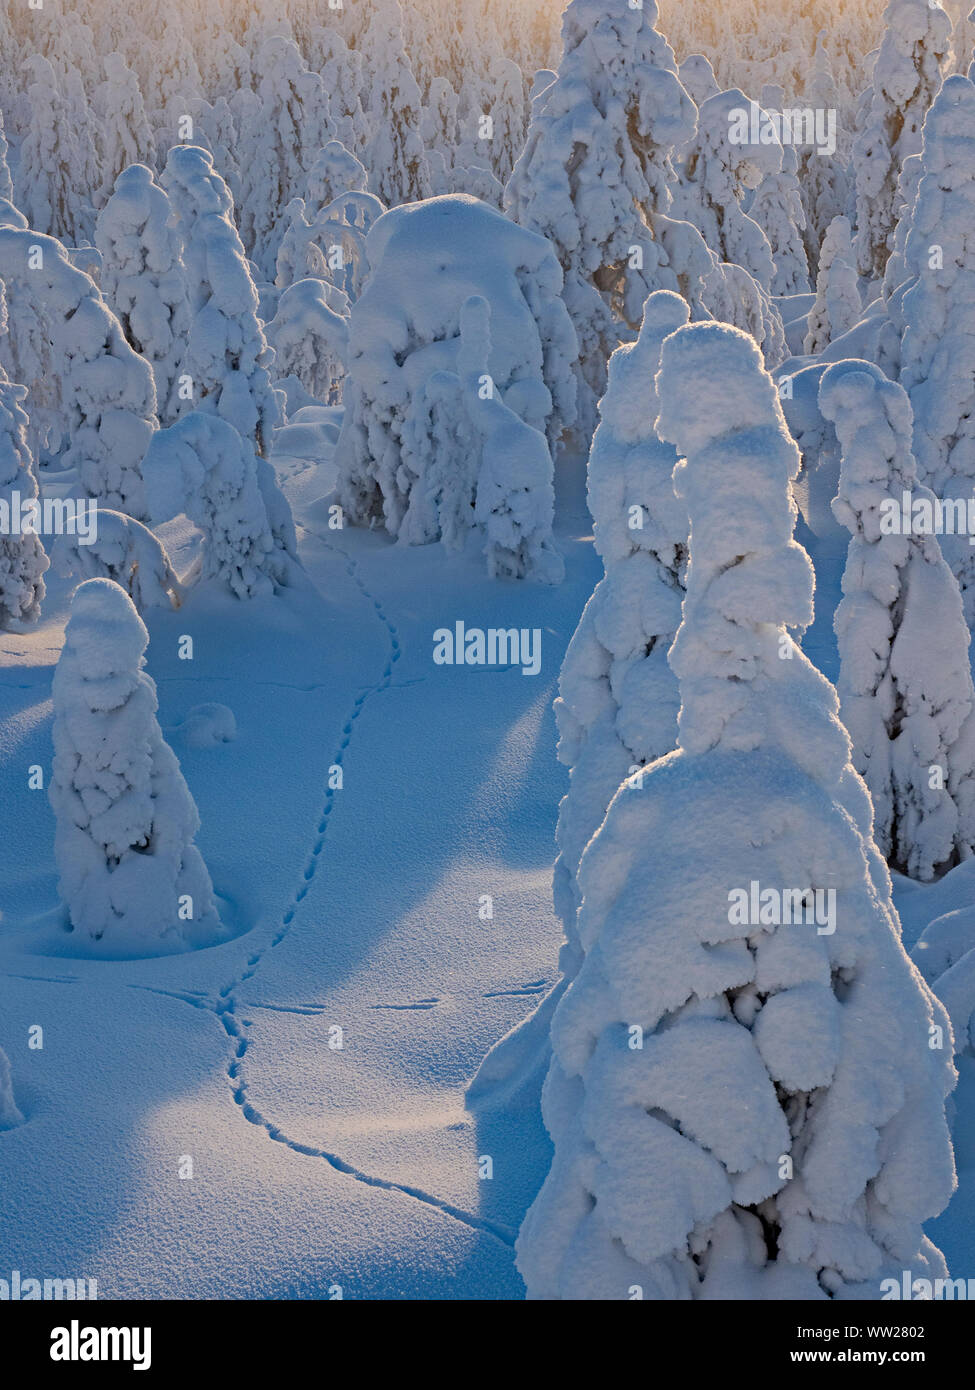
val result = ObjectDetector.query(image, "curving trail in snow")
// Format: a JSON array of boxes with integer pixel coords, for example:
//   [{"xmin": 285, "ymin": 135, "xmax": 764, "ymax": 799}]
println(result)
[{"xmin": 192, "ymin": 528, "xmax": 518, "ymax": 1248}]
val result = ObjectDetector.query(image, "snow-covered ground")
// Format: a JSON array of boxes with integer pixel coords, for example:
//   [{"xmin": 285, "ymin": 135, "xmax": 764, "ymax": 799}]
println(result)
[
  {"xmin": 2, "ymin": 438, "xmax": 973, "ymax": 1297},
  {"xmin": 0, "ymin": 445, "xmax": 605, "ymax": 1298}
]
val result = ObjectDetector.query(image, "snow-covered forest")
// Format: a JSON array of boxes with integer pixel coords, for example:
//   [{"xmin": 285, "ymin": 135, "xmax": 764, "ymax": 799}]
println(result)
[{"xmin": 2, "ymin": 0, "xmax": 975, "ymax": 1307}]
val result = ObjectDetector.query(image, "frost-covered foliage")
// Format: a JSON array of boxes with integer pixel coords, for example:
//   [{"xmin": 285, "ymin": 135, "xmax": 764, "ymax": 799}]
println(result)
[
  {"xmin": 676, "ymin": 89, "xmax": 780, "ymax": 292},
  {"xmin": 821, "ymin": 359, "xmax": 975, "ymax": 882},
  {"xmin": 54, "ymin": 509, "xmax": 182, "ymax": 613},
  {"xmin": 49, "ymin": 578, "xmax": 220, "ymax": 950},
  {"xmin": 470, "ymin": 290, "xmax": 688, "ymax": 1099},
  {"xmin": 805, "ymin": 216, "xmax": 862, "ymax": 354},
  {"xmin": 144, "ymin": 411, "xmax": 296, "ymax": 598},
  {"xmin": 897, "ymin": 77, "xmax": 975, "ymax": 611},
  {"xmin": 0, "ymin": 335, "xmax": 49, "ymax": 629},
  {"xmin": 0, "ymin": 1046, "xmax": 23, "ymax": 1130},
  {"xmin": 162, "ymin": 146, "xmax": 281, "ymax": 458},
  {"xmin": 516, "ymin": 319, "xmax": 957, "ymax": 1301},
  {"xmin": 0, "ymin": 205, "xmax": 157, "ymax": 516},
  {"xmin": 363, "ymin": 0, "xmax": 432, "ymax": 208},
  {"xmin": 95, "ymin": 52, "xmax": 156, "ymax": 203},
  {"xmin": 853, "ymin": 0, "xmax": 952, "ymax": 282},
  {"xmin": 95, "ymin": 164, "xmax": 190, "ymax": 425},
  {"xmin": 335, "ymin": 196, "xmax": 577, "ymax": 537},
  {"xmin": 506, "ymin": 0, "xmax": 708, "ymax": 431},
  {"xmin": 266, "ymin": 278, "xmax": 347, "ymax": 405}
]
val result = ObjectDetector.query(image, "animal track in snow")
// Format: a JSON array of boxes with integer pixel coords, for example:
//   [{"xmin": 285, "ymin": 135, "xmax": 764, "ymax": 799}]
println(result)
[{"xmin": 197, "ymin": 534, "xmax": 515, "ymax": 1249}]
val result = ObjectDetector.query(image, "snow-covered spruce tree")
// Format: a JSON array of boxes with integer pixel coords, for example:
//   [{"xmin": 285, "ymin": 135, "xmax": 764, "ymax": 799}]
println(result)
[
  {"xmin": 0, "ymin": 111, "xmax": 12, "ymax": 206},
  {"xmin": 675, "ymin": 89, "xmax": 780, "ymax": 293},
  {"xmin": 449, "ymin": 162, "xmax": 505, "ymax": 210},
  {"xmin": 529, "ymin": 68, "xmax": 556, "ymax": 106},
  {"xmin": 506, "ymin": 0, "xmax": 709, "ymax": 432},
  {"xmin": 0, "ymin": 7, "xmax": 19, "ymax": 129},
  {"xmin": 305, "ymin": 141, "xmax": 367, "ymax": 215},
  {"xmin": 700, "ymin": 259, "xmax": 788, "ymax": 369},
  {"xmin": 897, "ymin": 75, "xmax": 975, "ymax": 605},
  {"xmin": 49, "ymin": 578, "xmax": 219, "ymax": 949},
  {"xmin": 470, "ymin": 289, "xmax": 689, "ymax": 1102},
  {"xmin": 161, "ymin": 146, "xmax": 281, "ymax": 459},
  {"xmin": 821, "ymin": 358, "xmax": 975, "ymax": 881},
  {"xmin": 0, "ymin": 319, "xmax": 49, "ymax": 629},
  {"xmin": 748, "ymin": 129, "xmax": 810, "ymax": 296},
  {"xmin": 144, "ymin": 412, "xmax": 297, "ymax": 598},
  {"xmin": 421, "ymin": 76, "xmax": 460, "ymax": 177},
  {"xmin": 242, "ymin": 0, "xmax": 295, "ymax": 60},
  {"xmin": 799, "ymin": 33, "xmax": 851, "ymax": 277},
  {"xmin": 464, "ymin": 297, "xmax": 563, "ymax": 584},
  {"xmin": 95, "ymin": 53, "xmax": 156, "ymax": 205},
  {"xmin": 0, "ymin": 1045, "xmax": 23, "ymax": 1130},
  {"xmin": 266, "ymin": 279, "xmax": 348, "ymax": 407},
  {"xmin": 271, "ymin": 199, "xmax": 324, "ymax": 292},
  {"xmin": 237, "ymin": 35, "xmax": 333, "ymax": 278},
  {"xmin": 480, "ymin": 51, "xmax": 529, "ymax": 187},
  {"xmin": 54, "ymin": 509, "xmax": 182, "ymax": 613},
  {"xmin": 804, "ymin": 216, "xmax": 862, "ymax": 354},
  {"xmin": 363, "ymin": 0, "xmax": 432, "ymax": 208},
  {"xmin": 17, "ymin": 54, "xmax": 95, "ymax": 246},
  {"xmin": 335, "ymin": 195, "xmax": 577, "ymax": 538},
  {"xmin": 853, "ymin": 0, "xmax": 952, "ymax": 282},
  {"xmin": 389, "ymin": 294, "xmax": 563, "ymax": 581},
  {"xmin": 195, "ymin": 12, "xmax": 251, "ymax": 104},
  {"xmin": 678, "ymin": 53, "xmax": 720, "ymax": 108},
  {"xmin": 516, "ymin": 319, "xmax": 957, "ymax": 1301},
  {"xmin": 95, "ymin": 164, "xmax": 189, "ymax": 426},
  {"xmin": 397, "ymin": 358, "xmax": 484, "ymax": 554},
  {"xmin": 57, "ymin": 62, "xmax": 102, "ymax": 245},
  {"xmin": 144, "ymin": 9, "xmax": 203, "ymax": 144},
  {"xmin": 310, "ymin": 28, "xmax": 368, "ymax": 155},
  {"xmin": 875, "ymin": 151, "xmax": 926, "ymax": 380},
  {"xmin": 881, "ymin": 153, "xmax": 923, "ymax": 309},
  {"xmin": 272, "ymin": 191, "xmax": 379, "ymax": 303},
  {"xmin": 185, "ymin": 95, "xmax": 243, "ymax": 210},
  {"xmin": 553, "ymin": 289, "xmax": 690, "ymax": 932},
  {"xmin": 0, "ymin": 206, "xmax": 157, "ymax": 516}
]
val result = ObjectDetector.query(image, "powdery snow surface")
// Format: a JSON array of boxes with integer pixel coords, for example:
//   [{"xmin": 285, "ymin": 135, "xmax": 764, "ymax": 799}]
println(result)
[{"xmin": 0, "ymin": 445, "xmax": 600, "ymax": 1297}]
